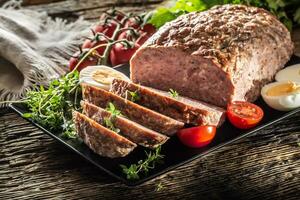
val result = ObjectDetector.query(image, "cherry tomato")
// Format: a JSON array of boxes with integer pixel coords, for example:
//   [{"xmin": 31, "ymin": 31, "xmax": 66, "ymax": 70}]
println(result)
[
  {"xmin": 110, "ymin": 42, "xmax": 140, "ymax": 66},
  {"xmin": 93, "ymin": 22, "xmax": 117, "ymax": 38},
  {"xmin": 136, "ymin": 32, "xmax": 150, "ymax": 46},
  {"xmin": 117, "ymin": 30, "xmax": 139, "ymax": 43},
  {"xmin": 140, "ymin": 24, "xmax": 156, "ymax": 35},
  {"xmin": 124, "ymin": 17, "xmax": 141, "ymax": 29},
  {"xmin": 227, "ymin": 101, "xmax": 264, "ymax": 129},
  {"xmin": 136, "ymin": 24, "xmax": 156, "ymax": 46},
  {"xmin": 177, "ymin": 126, "xmax": 217, "ymax": 148},
  {"xmin": 69, "ymin": 50, "xmax": 99, "ymax": 72},
  {"xmin": 82, "ymin": 37, "xmax": 107, "ymax": 56}
]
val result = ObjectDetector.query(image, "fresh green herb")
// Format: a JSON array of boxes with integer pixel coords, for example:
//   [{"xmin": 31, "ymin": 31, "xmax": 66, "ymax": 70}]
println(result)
[
  {"xmin": 106, "ymin": 102, "xmax": 121, "ymax": 116},
  {"xmin": 23, "ymin": 71, "xmax": 81, "ymax": 139},
  {"xmin": 120, "ymin": 146, "xmax": 164, "ymax": 180},
  {"xmin": 169, "ymin": 88, "xmax": 179, "ymax": 98},
  {"xmin": 126, "ymin": 90, "xmax": 141, "ymax": 102},
  {"xmin": 104, "ymin": 102, "xmax": 121, "ymax": 133},
  {"xmin": 155, "ymin": 182, "xmax": 164, "ymax": 192},
  {"xmin": 103, "ymin": 116, "xmax": 120, "ymax": 133},
  {"xmin": 61, "ymin": 119, "xmax": 77, "ymax": 139},
  {"xmin": 149, "ymin": 0, "xmax": 300, "ymax": 31}
]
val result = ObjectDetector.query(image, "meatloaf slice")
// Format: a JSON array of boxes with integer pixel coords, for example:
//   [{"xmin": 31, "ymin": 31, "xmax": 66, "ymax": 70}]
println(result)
[
  {"xmin": 130, "ymin": 5, "xmax": 294, "ymax": 107},
  {"xmin": 73, "ymin": 111, "xmax": 136, "ymax": 158},
  {"xmin": 81, "ymin": 101, "xmax": 169, "ymax": 148},
  {"xmin": 110, "ymin": 78, "xmax": 225, "ymax": 126},
  {"xmin": 82, "ymin": 84, "xmax": 184, "ymax": 136}
]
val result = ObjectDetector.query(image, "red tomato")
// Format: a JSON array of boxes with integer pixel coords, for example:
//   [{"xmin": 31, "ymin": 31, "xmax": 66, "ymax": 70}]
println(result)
[
  {"xmin": 140, "ymin": 24, "xmax": 156, "ymax": 35},
  {"xmin": 117, "ymin": 30, "xmax": 139, "ymax": 42},
  {"xmin": 136, "ymin": 24, "xmax": 156, "ymax": 46},
  {"xmin": 227, "ymin": 101, "xmax": 264, "ymax": 129},
  {"xmin": 93, "ymin": 22, "xmax": 117, "ymax": 38},
  {"xmin": 136, "ymin": 32, "xmax": 150, "ymax": 46},
  {"xmin": 82, "ymin": 38, "xmax": 107, "ymax": 55},
  {"xmin": 124, "ymin": 17, "xmax": 141, "ymax": 29},
  {"xmin": 69, "ymin": 50, "xmax": 98, "ymax": 72},
  {"xmin": 110, "ymin": 42, "xmax": 140, "ymax": 66},
  {"xmin": 177, "ymin": 126, "xmax": 217, "ymax": 148}
]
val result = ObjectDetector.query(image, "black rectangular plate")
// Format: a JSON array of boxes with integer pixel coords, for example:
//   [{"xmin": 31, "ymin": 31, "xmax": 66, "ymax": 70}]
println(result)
[{"xmin": 10, "ymin": 56, "xmax": 300, "ymax": 186}]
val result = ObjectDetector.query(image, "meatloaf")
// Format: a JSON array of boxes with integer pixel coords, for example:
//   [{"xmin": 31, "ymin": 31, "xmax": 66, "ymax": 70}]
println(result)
[
  {"xmin": 82, "ymin": 84, "xmax": 184, "ymax": 135},
  {"xmin": 73, "ymin": 111, "xmax": 136, "ymax": 158},
  {"xmin": 81, "ymin": 101, "xmax": 169, "ymax": 148},
  {"xmin": 110, "ymin": 78, "xmax": 225, "ymax": 126},
  {"xmin": 130, "ymin": 4, "xmax": 294, "ymax": 107}
]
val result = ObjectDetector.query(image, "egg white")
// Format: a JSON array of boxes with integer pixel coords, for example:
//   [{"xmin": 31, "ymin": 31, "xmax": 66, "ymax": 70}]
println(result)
[
  {"xmin": 275, "ymin": 64, "xmax": 300, "ymax": 83},
  {"xmin": 261, "ymin": 81, "xmax": 300, "ymax": 111},
  {"xmin": 79, "ymin": 65, "xmax": 130, "ymax": 90}
]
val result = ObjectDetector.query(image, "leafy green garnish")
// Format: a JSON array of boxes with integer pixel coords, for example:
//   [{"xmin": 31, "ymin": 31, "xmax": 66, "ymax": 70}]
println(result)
[
  {"xmin": 120, "ymin": 146, "xmax": 164, "ymax": 180},
  {"xmin": 148, "ymin": 0, "xmax": 300, "ymax": 31},
  {"xmin": 128, "ymin": 90, "xmax": 141, "ymax": 102},
  {"xmin": 103, "ymin": 116, "xmax": 120, "ymax": 133},
  {"xmin": 23, "ymin": 71, "xmax": 81, "ymax": 139},
  {"xmin": 169, "ymin": 88, "xmax": 179, "ymax": 98},
  {"xmin": 106, "ymin": 102, "xmax": 121, "ymax": 116},
  {"xmin": 104, "ymin": 102, "xmax": 122, "ymax": 133}
]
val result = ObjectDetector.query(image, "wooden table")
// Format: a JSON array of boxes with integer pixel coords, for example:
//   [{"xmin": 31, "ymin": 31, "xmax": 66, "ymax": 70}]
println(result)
[{"xmin": 1, "ymin": 1, "xmax": 300, "ymax": 199}]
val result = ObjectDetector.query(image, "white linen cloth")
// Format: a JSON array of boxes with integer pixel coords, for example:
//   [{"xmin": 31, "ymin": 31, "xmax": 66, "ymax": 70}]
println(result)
[{"xmin": 0, "ymin": 0, "xmax": 90, "ymax": 105}]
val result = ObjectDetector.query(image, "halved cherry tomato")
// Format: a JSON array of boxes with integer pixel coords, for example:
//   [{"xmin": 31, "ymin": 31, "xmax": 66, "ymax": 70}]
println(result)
[
  {"xmin": 227, "ymin": 101, "xmax": 264, "ymax": 129},
  {"xmin": 69, "ymin": 50, "xmax": 99, "ymax": 72},
  {"xmin": 177, "ymin": 126, "xmax": 216, "ymax": 148},
  {"xmin": 110, "ymin": 42, "xmax": 140, "ymax": 66}
]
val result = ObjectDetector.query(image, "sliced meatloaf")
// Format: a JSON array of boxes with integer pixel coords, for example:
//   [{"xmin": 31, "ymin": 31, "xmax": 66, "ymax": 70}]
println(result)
[
  {"xmin": 81, "ymin": 101, "xmax": 169, "ymax": 148},
  {"xmin": 110, "ymin": 78, "xmax": 225, "ymax": 126},
  {"xmin": 73, "ymin": 111, "xmax": 136, "ymax": 158},
  {"xmin": 82, "ymin": 84, "xmax": 184, "ymax": 135},
  {"xmin": 130, "ymin": 4, "xmax": 294, "ymax": 107}
]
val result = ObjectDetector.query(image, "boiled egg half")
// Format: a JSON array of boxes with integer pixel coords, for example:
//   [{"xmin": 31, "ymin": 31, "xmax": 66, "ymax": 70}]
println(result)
[
  {"xmin": 261, "ymin": 81, "xmax": 300, "ymax": 111},
  {"xmin": 275, "ymin": 64, "xmax": 300, "ymax": 82},
  {"xmin": 79, "ymin": 65, "xmax": 130, "ymax": 90}
]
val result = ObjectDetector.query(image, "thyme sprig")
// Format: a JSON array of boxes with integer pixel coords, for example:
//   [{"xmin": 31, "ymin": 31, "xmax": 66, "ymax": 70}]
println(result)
[
  {"xmin": 127, "ymin": 90, "xmax": 140, "ymax": 102},
  {"xmin": 106, "ymin": 102, "xmax": 122, "ymax": 116},
  {"xmin": 120, "ymin": 146, "xmax": 164, "ymax": 180},
  {"xmin": 169, "ymin": 88, "xmax": 179, "ymax": 98},
  {"xmin": 22, "ymin": 71, "xmax": 81, "ymax": 139},
  {"xmin": 103, "ymin": 102, "xmax": 122, "ymax": 133}
]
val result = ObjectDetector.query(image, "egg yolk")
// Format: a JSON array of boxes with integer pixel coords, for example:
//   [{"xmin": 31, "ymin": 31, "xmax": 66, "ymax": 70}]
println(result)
[
  {"xmin": 266, "ymin": 82, "xmax": 300, "ymax": 96},
  {"xmin": 92, "ymin": 69, "xmax": 125, "ymax": 84}
]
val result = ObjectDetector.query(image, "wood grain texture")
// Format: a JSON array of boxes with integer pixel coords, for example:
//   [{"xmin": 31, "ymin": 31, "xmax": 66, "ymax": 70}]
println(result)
[{"xmin": 0, "ymin": 0, "xmax": 300, "ymax": 199}]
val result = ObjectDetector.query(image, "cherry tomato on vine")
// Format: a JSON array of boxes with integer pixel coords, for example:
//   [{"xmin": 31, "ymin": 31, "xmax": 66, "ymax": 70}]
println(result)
[
  {"xmin": 117, "ymin": 30, "xmax": 139, "ymax": 42},
  {"xmin": 110, "ymin": 42, "xmax": 140, "ymax": 66},
  {"xmin": 136, "ymin": 24, "xmax": 156, "ymax": 45},
  {"xmin": 140, "ymin": 24, "xmax": 156, "ymax": 35},
  {"xmin": 227, "ymin": 101, "xmax": 264, "ymax": 129},
  {"xmin": 177, "ymin": 126, "xmax": 217, "ymax": 148},
  {"xmin": 124, "ymin": 17, "xmax": 142, "ymax": 29},
  {"xmin": 69, "ymin": 50, "xmax": 99, "ymax": 72},
  {"xmin": 82, "ymin": 37, "xmax": 107, "ymax": 56},
  {"xmin": 93, "ymin": 22, "xmax": 117, "ymax": 38}
]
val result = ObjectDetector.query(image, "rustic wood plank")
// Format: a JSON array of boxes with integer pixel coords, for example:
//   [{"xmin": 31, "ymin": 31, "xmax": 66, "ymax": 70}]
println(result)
[{"xmin": 0, "ymin": 109, "xmax": 299, "ymax": 200}]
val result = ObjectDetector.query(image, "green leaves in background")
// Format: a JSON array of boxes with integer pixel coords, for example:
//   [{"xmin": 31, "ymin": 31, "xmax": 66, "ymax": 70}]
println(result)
[{"xmin": 149, "ymin": 0, "xmax": 300, "ymax": 31}]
